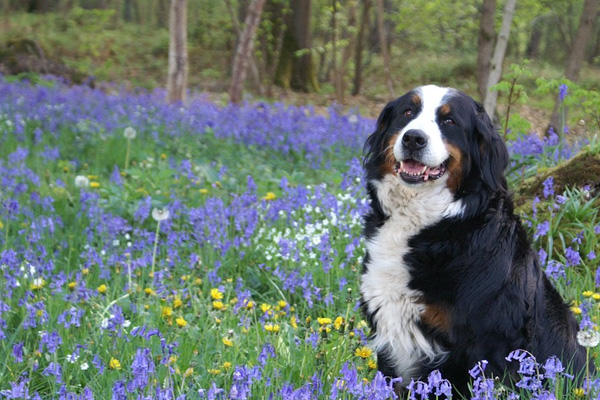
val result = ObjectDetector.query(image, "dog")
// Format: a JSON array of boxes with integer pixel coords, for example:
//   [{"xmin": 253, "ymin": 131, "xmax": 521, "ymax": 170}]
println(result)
[{"xmin": 360, "ymin": 85, "xmax": 588, "ymax": 395}]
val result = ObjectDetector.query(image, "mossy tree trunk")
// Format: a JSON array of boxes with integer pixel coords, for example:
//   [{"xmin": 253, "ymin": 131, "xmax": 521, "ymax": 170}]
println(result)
[{"xmin": 274, "ymin": 0, "xmax": 319, "ymax": 92}]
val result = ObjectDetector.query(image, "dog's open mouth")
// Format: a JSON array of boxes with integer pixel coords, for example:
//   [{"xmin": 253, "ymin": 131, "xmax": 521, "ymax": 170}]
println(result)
[{"xmin": 394, "ymin": 159, "xmax": 447, "ymax": 183}]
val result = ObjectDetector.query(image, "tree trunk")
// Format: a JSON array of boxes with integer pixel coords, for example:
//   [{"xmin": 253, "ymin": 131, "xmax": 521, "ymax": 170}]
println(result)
[
  {"xmin": 376, "ymin": 0, "xmax": 394, "ymax": 98},
  {"xmin": 564, "ymin": 0, "xmax": 599, "ymax": 81},
  {"xmin": 229, "ymin": 0, "xmax": 266, "ymax": 103},
  {"xmin": 166, "ymin": 0, "xmax": 188, "ymax": 104},
  {"xmin": 549, "ymin": 0, "xmax": 599, "ymax": 131},
  {"xmin": 476, "ymin": 0, "xmax": 496, "ymax": 101},
  {"xmin": 483, "ymin": 0, "xmax": 517, "ymax": 119},
  {"xmin": 352, "ymin": 0, "xmax": 370, "ymax": 96},
  {"xmin": 274, "ymin": 0, "xmax": 318, "ymax": 92},
  {"xmin": 525, "ymin": 16, "xmax": 543, "ymax": 59},
  {"xmin": 156, "ymin": 0, "xmax": 169, "ymax": 28},
  {"xmin": 331, "ymin": 0, "xmax": 343, "ymax": 103}
]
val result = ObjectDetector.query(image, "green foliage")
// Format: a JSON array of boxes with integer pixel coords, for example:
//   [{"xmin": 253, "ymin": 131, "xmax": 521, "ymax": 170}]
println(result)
[
  {"xmin": 492, "ymin": 60, "xmax": 532, "ymax": 140},
  {"xmin": 537, "ymin": 78, "xmax": 600, "ymax": 132}
]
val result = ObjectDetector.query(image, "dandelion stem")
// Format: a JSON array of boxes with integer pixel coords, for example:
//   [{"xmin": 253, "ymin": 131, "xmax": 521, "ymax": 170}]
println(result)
[
  {"xmin": 151, "ymin": 220, "xmax": 161, "ymax": 279},
  {"xmin": 125, "ymin": 138, "xmax": 131, "ymax": 170}
]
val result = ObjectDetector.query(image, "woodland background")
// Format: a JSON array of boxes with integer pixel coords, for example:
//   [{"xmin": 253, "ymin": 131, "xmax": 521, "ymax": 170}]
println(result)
[{"xmin": 1, "ymin": 0, "xmax": 600, "ymax": 134}]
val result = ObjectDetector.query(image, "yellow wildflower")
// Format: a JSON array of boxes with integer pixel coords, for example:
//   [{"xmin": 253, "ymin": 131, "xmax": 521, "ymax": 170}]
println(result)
[
  {"xmin": 211, "ymin": 288, "xmax": 223, "ymax": 300},
  {"xmin": 317, "ymin": 317, "xmax": 332, "ymax": 325},
  {"xmin": 144, "ymin": 287, "xmax": 156, "ymax": 296},
  {"xmin": 173, "ymin": 297, "xmax": 183, "ymax": 309},
  {"xmin": 89, "ymin": 181, "xmax": 100, "ymax": 188},
  {"xmin": 162, "ymin": 306, "xmax": 173, "ymax": 318},
  {"xmin": 573, "ymin": 388, "xmax": 585, "ymax": 397},
  {"xmin": 583, "ymin": 290, "xmax": 594, "ymax": 298},
  {"xmin": 263, "ymin": 192, "xmax": 276, "ymax": 201},
  {"xmin": 334, "ymin": 316, "xmax": 344, "ymax": 330},
  {"xmin": 97, "ymin": 284, "xmax": 107, "ymax": 294},
  {"xmin": 367, "ymin": 359, "xmax": 377, "ymax": 369},
  {"xmin": 213, "ymin": 301, "xmax": 226, "ymax": 311},
  {"xmin": 246, "ymin": 300, "xmax": 255, "ymax": 309},
  {"xmin": 208, "ymin": 369, "xmax": 221, "ymax": 375},
  {"xmin": 68, "ymin": 281, "xmax": 77, "ymax": 290},
  {"xmin": 265, "ymin": 323, "xmax": 281, "ymax": 333},
  {"xmin": 199, "ymin": 189, "xmax": 209, "ymax": 194},
  {"xmin": 30, "ymin": 278, "xmax": 46, "ymax": 290},
  {"xmin": 593, "ymin": 293, "xmax": 600, "ymax": 301},
  {"xmin": 176, "ymin": 316, "xmax": 187, "ymax": 327},
  {"xmin": 109, "ymin": 357, "xmax": 122, "ymax": 370},
  {"xmin": 260, "ymin": 303, "xmax": 272, "ymax": 313},
  {"xmin": 222, "ymin": 362, "xmax": 232, "ymax": 370},
  {"xmin": 184, "ymin": 367, "xmax": 194, "ymax": 378},
  {"xmin": 355, "ymin": 346, "xmax": 373, "ymax": 359},
  {"xmin": 194, "ymin": 278, "xmax": 203, "ymax": 285},
  {"xmin": 572, "ymin": 306, "xmax": 582, "ymax": 315},
  {"xmin": 290, "ymin": 316, "xmax": 298, "ymax": 329},
  {"xmin": 222, "ymin": 337, "xmax": 233, "ymax": 347}
]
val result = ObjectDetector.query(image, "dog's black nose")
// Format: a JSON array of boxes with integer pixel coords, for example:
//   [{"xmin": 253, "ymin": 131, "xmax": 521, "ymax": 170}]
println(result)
[{"xmin": 402, "ymin": 129, "xmax": 428, "ymax": 150}]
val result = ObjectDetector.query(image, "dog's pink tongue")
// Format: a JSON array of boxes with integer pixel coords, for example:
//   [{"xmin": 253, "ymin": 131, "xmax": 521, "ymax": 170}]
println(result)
[{"xmin": 402, "ymin": 160, "xmax": 426, "ymax": 174}]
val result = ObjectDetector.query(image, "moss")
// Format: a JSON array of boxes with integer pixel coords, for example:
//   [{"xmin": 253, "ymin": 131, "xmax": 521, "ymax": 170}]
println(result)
[{"xmin": 514, "ymin": 148, "xmax": 600, "ymax": 211}]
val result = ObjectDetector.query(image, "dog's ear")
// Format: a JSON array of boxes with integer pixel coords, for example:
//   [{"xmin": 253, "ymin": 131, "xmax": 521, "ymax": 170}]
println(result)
[
  {"xmin": 471, "ymin": 101, "xmax": 509, "ymax": 193},
  {"xmin": 363, "ymin": 100, "xmax": 396, "ymax": 166}
]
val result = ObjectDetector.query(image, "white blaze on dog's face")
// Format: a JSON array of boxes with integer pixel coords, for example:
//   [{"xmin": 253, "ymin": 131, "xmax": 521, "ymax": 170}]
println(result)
[{"xmin": 390, "ymin": 85, "xmax": 457, "ymax": 186}]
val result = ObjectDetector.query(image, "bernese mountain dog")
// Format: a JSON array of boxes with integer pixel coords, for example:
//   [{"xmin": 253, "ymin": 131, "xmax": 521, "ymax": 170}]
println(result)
[{"xmin": 361, "ymin": 85, "xmax": 588, "ymax": 395}]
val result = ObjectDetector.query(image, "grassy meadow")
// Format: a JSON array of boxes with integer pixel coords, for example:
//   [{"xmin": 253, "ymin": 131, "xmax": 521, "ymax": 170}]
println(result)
[{"xmin": 0, "ymin": 74, "xmax": 599, "ymax": 400}]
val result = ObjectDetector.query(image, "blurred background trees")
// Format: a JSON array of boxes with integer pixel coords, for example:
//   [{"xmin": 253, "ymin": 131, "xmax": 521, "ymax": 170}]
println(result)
[{"xmin": 1, "ymin": 0, "xmax": 600, "ymax": 130}]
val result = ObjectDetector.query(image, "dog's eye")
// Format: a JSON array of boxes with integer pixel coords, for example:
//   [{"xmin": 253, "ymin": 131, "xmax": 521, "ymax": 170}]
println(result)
[
  {"xmin": 442, "ymin": 117, "xmax": 455, "ymax": 126},
  {"xmin": 403, "ymin": 109, "xmax": 413, "ymax": 117}
]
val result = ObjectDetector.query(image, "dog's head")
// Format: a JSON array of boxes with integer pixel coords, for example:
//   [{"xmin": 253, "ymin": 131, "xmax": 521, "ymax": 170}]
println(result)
[{"xmin": 364, "ymin": 85, "xmax": 509, "ymax": 198}]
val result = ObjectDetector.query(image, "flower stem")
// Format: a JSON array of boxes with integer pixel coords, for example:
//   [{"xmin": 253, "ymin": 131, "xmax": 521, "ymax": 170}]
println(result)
[
  {"xmin": 150, "ymin": 220, "xmax": 161, "ymax": 279},
  {"xmin": 125, "ymin": 138, "xmax": 131, "ymax": 170}
]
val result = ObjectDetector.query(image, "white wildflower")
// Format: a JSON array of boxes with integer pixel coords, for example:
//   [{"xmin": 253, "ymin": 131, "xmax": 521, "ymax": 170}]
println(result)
[
  {"xmin": 74, "ymin": 175, "xmax": 90, "ymax": 188},
  {"xmin": 577, "ymin": 329, "xmax": 600, "ymax": 348},
  {"xmin": 123, "ymin": 127, "xmax": 137, "ymax": 139},
  {"xmin": 152, "ymin": 207, "xmax": 170, "ymax": 222}
]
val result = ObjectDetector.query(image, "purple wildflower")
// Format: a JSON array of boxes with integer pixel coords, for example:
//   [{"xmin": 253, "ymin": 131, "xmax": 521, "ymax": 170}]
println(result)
[
  {"xmin": 558, "ymin": 84, "xmax": 568, "ymax": 102},
  {"xmin": 0, "ymin": 380, "xmax": 29, "ymax": 399},
  {"xmin": 564, "ymin": 247, "xmax": 581, "ymax": 267},
  {"xmin": 542, "ymin": 177, "xmax": 554, "ymax": 198},
  {"xmin": 534, "ymin": 221, "xmax": 550, "ymax": 240},
  {"xmin": 12, "ymin": 342, "xmax": 24, "ymax": 363},
  {"xmin": 42, "ymin": 362, "xmax": 62, "ymax": 383}
]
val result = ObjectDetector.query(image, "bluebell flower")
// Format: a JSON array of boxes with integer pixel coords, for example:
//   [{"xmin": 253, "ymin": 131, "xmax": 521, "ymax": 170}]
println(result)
[
  {"xmin": 534, "ymin": 221, "xmax": 550, "ymax": 240},
  {"xmin": 42, "ymin": 361, "xmax": 62, "ymax": 383},
  {"xmin": 542, "ymin": 177, "xmax": 554, "ymax": 198},
  {"xmin": 0, "ymin": 380, "xmax": 29, "ymax": 399},
  {"xmin": 12, "ymin": 342, "xmax": 24, "ymax": 363},
  {"xmin": 559, "ymin": 84, "xmax": 568, "ymax": 102},
  {"xmin": 565, "ymin": 247, "xmax": 581, "ymax": 267}
]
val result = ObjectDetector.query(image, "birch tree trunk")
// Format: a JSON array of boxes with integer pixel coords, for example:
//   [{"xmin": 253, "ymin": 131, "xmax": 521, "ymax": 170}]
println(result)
[
  {"xmin": 476, "ymin": 0, "xmax": 496, "ymax": 101},
  {"xmin": 229, "ymin": 0, "xmax": 266, "ymax": 103},
  {"xmin": 376, "ymin": 0, "xmax": 394, "ymax": 98},
  {"xmin": 483, "ymin": 0, "xmax": 517, "ymax": 118},
  {"xmin": 166, "ymin": 0, "xmax": 188, "ymax": 104}
]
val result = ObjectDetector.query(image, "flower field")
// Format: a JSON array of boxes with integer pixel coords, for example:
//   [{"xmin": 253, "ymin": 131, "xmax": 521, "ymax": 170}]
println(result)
[{"xmin": 0, "ymin": 76, "xmax": 599, "ymax": 399}]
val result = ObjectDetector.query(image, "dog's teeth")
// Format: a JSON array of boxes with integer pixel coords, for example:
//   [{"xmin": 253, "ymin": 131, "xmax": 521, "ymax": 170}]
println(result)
[{"xmin": 421, "ymin": 166, "xmax": 428, "ymax": 174}]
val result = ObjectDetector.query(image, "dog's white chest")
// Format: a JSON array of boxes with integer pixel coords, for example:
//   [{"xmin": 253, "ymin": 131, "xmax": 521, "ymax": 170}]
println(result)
[{"xmin": 361, "ymin": 175, "xmax": 462, "ymax": 381}]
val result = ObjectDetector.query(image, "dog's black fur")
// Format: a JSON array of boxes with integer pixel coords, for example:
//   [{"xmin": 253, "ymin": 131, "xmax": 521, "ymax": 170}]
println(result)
[{"xmin": 361, "ymin": 86, "xmax": 589, "ymax": 396}]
